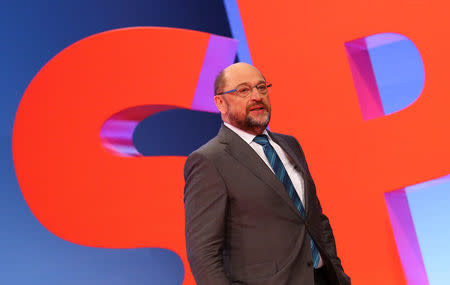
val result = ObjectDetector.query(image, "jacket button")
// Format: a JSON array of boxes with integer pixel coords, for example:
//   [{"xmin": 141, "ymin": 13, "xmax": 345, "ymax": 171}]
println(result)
[{"xmin": 307, "ymin": 261, "xmax": 313, "ymax": 267}]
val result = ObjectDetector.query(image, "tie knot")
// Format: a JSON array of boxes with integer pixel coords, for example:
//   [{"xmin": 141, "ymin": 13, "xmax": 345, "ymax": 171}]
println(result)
[{"xmin": 253, "ymin": 134, "xmax": 270, "ymax": 146}]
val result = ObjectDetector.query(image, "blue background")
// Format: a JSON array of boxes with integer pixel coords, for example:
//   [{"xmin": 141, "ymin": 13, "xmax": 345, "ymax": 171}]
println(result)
[{"xmin": 1, "ymin": 0, "xmax": 231, "ymax": 283}]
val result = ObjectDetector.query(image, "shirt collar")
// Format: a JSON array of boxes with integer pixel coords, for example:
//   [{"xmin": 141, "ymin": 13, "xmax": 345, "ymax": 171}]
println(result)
[{"xmin": 224, "ymin": 122, "xmax": 269, "ymax": 145}]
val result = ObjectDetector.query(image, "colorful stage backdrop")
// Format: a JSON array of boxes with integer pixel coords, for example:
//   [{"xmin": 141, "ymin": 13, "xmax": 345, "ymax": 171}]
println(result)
[{"xmin": 3, "ymin": 0, "xmax": 450, "ymax": 284}]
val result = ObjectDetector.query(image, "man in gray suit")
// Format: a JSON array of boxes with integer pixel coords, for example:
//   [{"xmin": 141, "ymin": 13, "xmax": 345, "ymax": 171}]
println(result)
[{"xmin": 184, "ymin": 62, "xmax": 351, "ymax": 285}]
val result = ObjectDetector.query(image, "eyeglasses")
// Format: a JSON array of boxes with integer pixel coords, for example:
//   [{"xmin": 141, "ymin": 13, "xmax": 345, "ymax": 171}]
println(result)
[{"xmin": 216, "ymin": 82, "xmax": 272, "ymax": 98}]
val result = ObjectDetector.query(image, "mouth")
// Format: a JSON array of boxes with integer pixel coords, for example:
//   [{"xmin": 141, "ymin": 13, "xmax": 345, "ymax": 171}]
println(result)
[{"xmin": 249, "ymin": 105, "xmax": 266, "ymax": 112}]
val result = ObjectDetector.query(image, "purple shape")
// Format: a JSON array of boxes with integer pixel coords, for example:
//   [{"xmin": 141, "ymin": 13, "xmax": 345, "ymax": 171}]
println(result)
[
  {"xmin": 191, "ymin": 34, "xmax": 238, "ymax": 112},
  {"xmin": 99, "ymin": 105, "xmax": 178, "ymax": 156},
  {"xmin": 345, "ymin": 38, "xmax": 384, "ymax": 120},
  {"xmin": 385, "ymin": 189, "xmax": 429, "ymax": 285}
]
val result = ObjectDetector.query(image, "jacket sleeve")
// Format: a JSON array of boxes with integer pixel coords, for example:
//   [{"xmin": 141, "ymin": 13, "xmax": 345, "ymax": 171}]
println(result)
[
  {"xmin": 317, "ymin": 200, "xmax": 351, "ymax": 284},
  {"xmin": 184, "ymin": 151, "xmax": 231, "ymax": 285}
]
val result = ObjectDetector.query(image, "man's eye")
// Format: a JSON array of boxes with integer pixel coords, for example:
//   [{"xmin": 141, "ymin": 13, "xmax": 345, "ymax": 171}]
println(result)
[
  {"xmin": 257, "ymin": 85, "xmax": 267, "ymax": 91},
  {"xmin": 238, "ymin": 87, "xmax": 250, "ymax": 93}
]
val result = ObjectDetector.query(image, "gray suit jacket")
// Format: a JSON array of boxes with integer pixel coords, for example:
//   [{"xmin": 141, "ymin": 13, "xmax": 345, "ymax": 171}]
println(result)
[{"xmin": 184, "ymin": 124, "xmax": 351, "ymax": 285}]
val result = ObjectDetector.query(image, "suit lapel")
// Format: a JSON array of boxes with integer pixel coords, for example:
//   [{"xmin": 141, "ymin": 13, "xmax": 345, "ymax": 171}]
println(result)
[{"xmin": 217, "ymin": 125, "xmax": 304, "ymax": 220}]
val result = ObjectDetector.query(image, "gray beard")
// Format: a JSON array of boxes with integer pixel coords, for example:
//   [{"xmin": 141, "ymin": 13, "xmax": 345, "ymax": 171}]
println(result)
[
  {"xmin": 246, "ymin": 112, "xmax": 270, "ymax": 129},
  {"xmin": 229, "ymin": 110, "xmax": 271, "ymax": 133}
]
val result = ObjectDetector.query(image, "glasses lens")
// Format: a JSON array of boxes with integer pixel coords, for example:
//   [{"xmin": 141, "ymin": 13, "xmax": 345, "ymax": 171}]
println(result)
[
  {"xmin": 236, "ymin": 86, "xmax": 251, "ymax": 97},
  {"xmin": 256, "ymin": 83, "xmax": 268, "ymax": 94}
]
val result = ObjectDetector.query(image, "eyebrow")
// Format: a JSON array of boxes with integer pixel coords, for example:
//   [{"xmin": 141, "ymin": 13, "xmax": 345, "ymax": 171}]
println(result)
[{"xmin": 235, "ymin": 80, "xmax": 266, "ymax": 87}]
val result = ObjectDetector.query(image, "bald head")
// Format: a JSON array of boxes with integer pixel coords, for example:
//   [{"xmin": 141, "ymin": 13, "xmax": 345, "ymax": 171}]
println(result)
[{"xmin": 214, "ymin": 62, "xmax": 265, "ymax": 95}]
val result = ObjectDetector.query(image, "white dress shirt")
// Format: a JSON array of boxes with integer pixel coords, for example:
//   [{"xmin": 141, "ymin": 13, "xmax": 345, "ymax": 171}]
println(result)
[
  {"xmin": 224, "ymin": 122, "xmax": 323, "ymax": 268},
  {"xmin": 224, "ymin": 122, "xmax": 306, "ymax": 205}
]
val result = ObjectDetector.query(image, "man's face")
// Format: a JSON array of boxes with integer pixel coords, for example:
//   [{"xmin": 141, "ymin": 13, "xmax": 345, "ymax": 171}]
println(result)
[{"xmin": 217, "ymin": 64, "xmax": 272, "ymax": 135}]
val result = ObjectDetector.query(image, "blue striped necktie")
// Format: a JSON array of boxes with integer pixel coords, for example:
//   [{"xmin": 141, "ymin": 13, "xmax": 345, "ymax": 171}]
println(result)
[{"xmin": 253, "ymin": 134, "xmax": 320, "ymax": 268}]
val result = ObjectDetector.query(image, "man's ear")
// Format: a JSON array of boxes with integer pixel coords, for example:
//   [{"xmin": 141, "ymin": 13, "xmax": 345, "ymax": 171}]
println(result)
[{"xmin": 214, "ymin": 95, "xmax": 227, "ymax": 114}]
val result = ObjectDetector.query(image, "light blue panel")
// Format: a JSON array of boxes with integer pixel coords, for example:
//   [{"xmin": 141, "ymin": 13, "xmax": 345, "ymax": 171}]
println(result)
[
  {"xmin": 406, "ymin": 175, "xmax": 450, "ymax": 285},
  {"xmin": 367, "ymin": 34, "xmax": 425, "ymax": 115},
  {"xmin": 223, "ymin": 0, "xmax": 253, "ymax": 64}
]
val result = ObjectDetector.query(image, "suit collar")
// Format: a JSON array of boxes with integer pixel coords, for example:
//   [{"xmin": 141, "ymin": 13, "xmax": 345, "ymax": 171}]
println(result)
[
  {"xmin": 267, "ymin": 130, "xmax": 309, "ymax": 179},
  {"xmin": 223, "ymin": 122, "xmax": 276, "ymax": 147},
  {"xmin": 217, "ymin": 124, "xmax": 305, "ymax": 220}
]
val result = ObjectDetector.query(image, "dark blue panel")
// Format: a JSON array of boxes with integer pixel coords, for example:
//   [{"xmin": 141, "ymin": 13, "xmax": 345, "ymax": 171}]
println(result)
[{"xmin": 134, "ymin": 109, "xmax": 222, "ymax": 156}]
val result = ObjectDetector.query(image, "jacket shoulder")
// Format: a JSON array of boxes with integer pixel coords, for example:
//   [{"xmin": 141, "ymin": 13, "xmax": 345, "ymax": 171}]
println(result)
[
  {"xmin": 271, "ymin": 132, "xmax": 301, "ymax": 146},
  {"xmin": 189, "ymin": 134, "xmax": 224, "ymax": 157},
  {"xmin": 184, "ymin": 134, "xmax": 227, "ymax": 173}
]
